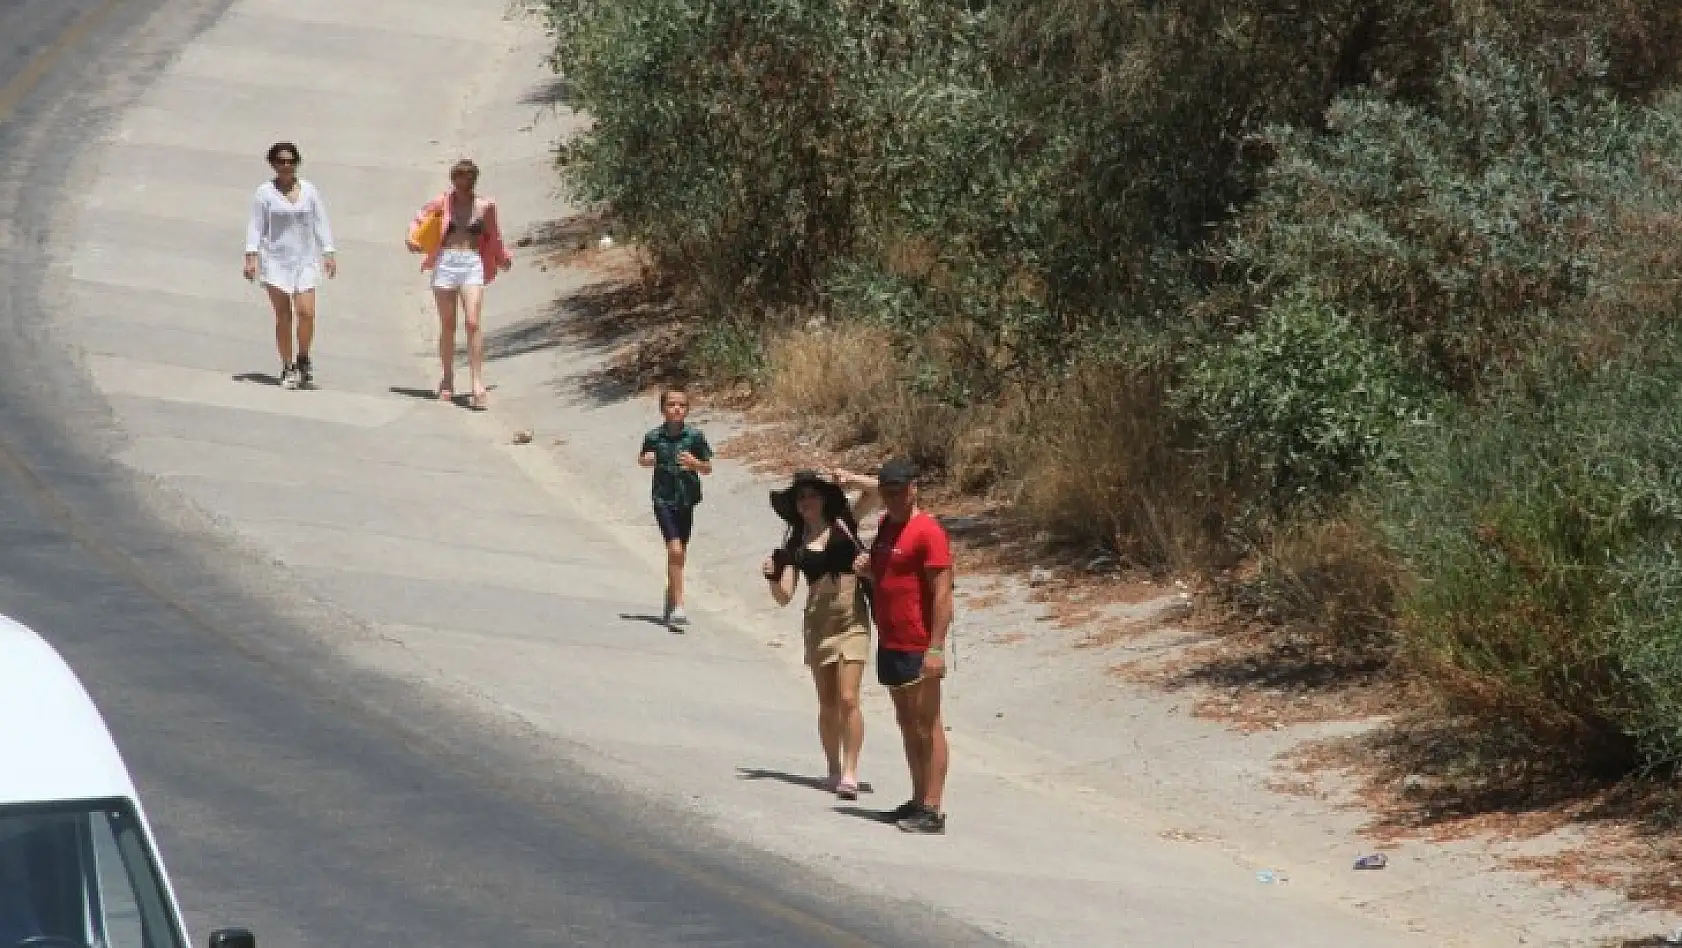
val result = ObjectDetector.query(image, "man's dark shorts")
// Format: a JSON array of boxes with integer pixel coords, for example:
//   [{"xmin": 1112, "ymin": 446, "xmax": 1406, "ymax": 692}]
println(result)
[
  {"xmin": 654, "ymin": 503, "xmax": 694, "ymax": 546},
  {"xmin": 877, "ymin": 646, "xmax": 926, "ymax": 688}
]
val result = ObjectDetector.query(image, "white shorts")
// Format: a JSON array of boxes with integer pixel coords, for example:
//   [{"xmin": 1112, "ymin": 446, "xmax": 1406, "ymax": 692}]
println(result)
[
  {"xmin": 260, "ymin": 256, "xmax": 318, "ymax": 295},
  {"xmin": 431, "ymin": 249, "xmax": 485, "ymax": 289}
]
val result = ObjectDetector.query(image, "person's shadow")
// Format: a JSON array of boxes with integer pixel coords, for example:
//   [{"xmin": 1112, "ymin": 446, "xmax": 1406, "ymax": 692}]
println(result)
[
  {"xmin": 388, "ymin": 384, "xmax": 500, "ymax": 409},
  {"xmin": 833, "ymin": 805, "xmax": 902, "ymax": 824},
  {"xmin": 232, "ymin": 371, "xmax": 281, "ymax": 386},
  {"xmin": 735, "ymin": 767, "xmax": 874, "ymax": 795},
  {"xmin": 618, "ymin": 613, "xmax": 684, "ymax": 634},
  {"xmin": 389, "ymin": 385, "xmax": 464, "ymax": 407}
]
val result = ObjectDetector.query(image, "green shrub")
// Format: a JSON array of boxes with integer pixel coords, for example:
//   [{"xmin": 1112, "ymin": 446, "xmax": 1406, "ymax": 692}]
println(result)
[
  {"xmin": 1376, "ymin": 342, "xmax": 1682, "ymax": 772},
  {"xmin": 1218, "ymin": 35, "xmax": 1682, "ymax": 390},
  {"xmin": 689, "ymin": 317, "xmax": 767, "ymax": 383},
  {"xmin": 1176, "ymin": 292, "xmax": 1432, "ymax": 522}
]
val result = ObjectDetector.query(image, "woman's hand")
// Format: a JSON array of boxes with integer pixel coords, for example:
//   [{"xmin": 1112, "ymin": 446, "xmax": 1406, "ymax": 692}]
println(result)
[
  {"xmin": 831, "ymin": 467, "xmax": 873, "ymax": 490},
  {"xmin": 405, "ymin": 239, "xmax": 423, "ymax": 254},
  {"xmin": 499, "ymin": 258, "xmax": 513, "ymax": 272},
  {"xmin": 853, "ymin": 552, "xmax": 871, "ymax": 575},
  {"xmin": 242, "ymin": 254, "xmax": 258, "ymax": 282},
  {"xmin": 323, "ymin": 254, "xmax": 338, "ymax": 279},
  {"xmin": 761, "ymin": 556, "xmax": 779, "ymax": 580}
]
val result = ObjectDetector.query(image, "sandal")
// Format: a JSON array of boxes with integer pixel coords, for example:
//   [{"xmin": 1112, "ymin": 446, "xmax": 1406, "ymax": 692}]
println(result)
[
  {"xmin": 436, "ymin": 380, "xmax": 454, "ymax": 403},
  {"xmin": 836, "ymin": 778, "xmax": 859, "ymax": 801},
  {"xmin": 469, "ymin": 387, "xmax": 488, "ymax": 411}
]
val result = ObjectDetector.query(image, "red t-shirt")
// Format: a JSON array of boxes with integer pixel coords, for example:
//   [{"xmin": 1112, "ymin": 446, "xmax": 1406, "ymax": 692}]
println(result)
[{"xmin": 869, "ymin": 511, "xmax": 953, "ymax": 652}]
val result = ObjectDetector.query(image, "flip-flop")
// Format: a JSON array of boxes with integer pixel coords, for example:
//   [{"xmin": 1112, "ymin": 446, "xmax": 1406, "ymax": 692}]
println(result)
[
  {"xmin": 836, "ymin": 779, "xmax": 859, "ymax": 801},
  {"xmin": 469, "ymin": 390, "xmax": 488, "ymax": 411},
  {"xmin": 436, "ymin": 381, "xmax": 454, "ymax": 402}
]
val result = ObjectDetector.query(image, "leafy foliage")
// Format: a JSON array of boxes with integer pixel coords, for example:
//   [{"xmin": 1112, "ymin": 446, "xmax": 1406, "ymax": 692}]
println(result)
[
  {"xmin": 1375, "ymin": 342, "xmax": 1682, "ymax": 772},
  {"xmin": 1177, "ymin": 292, "xmax": 1431, "ymax": 520}
]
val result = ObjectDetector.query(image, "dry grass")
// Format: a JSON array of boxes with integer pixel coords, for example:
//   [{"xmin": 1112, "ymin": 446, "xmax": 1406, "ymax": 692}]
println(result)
[
  {"xmin": 758, "ymin": 323, "xmax": 903, "ymax": 448},
  {"xmin": 756, "ymin": 323, "xmax": 1236, "ymax": 576},
  {"xmin": 1247, "ymin": 515, "xmax": 1399, "ymax": 654},
  {"xmin": 1004, "ymin": 360, "xmax": 1231, "ymax": 574}
]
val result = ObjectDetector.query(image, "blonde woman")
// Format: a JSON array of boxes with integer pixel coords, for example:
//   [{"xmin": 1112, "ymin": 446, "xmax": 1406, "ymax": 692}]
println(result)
[
  {"xmin": 244, "ymin": 142, "xmax": 336, "ymax": 390},
  {"xmin": 762, "ymin": 469, "xmax": 879, "ymax": 799},
  {"xmin": 407, "ymin": 158, "xmax": 513, "ymax": 410}
]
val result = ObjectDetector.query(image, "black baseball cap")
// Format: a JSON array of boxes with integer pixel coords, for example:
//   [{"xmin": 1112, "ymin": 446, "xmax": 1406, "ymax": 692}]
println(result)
[{"xmin": 878, "ymin": 457, "xmax": 919, "ymax": 487}]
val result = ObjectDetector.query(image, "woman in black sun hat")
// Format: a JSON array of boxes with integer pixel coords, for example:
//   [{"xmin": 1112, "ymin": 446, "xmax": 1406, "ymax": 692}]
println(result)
[{"xmin": 762, "ymin": 468, "xmax": 880, "ymax": 800}]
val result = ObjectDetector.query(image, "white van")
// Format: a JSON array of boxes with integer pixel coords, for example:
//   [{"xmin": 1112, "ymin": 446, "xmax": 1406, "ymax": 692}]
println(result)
[{"xmin": 0, "ymin": 615, "xmax": 255, "ymax": 948}]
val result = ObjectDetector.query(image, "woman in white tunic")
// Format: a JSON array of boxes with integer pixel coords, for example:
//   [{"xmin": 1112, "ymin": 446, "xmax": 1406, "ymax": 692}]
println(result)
[{"xmin": 243, "ymin": 142, "xmax": 337, "ymax": 390}]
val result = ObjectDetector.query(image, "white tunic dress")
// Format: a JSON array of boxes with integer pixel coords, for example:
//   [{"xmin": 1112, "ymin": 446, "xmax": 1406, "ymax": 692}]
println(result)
[{"xmin": 245, "ymin": 180, "xmax": 335, "ymax": 294}]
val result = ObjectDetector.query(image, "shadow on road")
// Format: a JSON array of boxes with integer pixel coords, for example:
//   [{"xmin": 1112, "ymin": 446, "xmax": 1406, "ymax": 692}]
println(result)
[
  {"xmin": 737, "ymin": 768, "xmax": 874, "ymax": 796},
  {"xmin": 232, "ymin": 371, "xmax": 280, "ymax": 386},
  {"xmin": 618, "ymin": 612, "xmax": 682, "ymax": 632},
  {"xmin": 832, "ymin": 805, "xmax": 899, "ymax": 825}
]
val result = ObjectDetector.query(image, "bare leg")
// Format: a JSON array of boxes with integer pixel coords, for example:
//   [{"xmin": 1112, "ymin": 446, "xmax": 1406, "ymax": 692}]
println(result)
[
  {"xmin": 665, "ymin": 539, "xmax": 686, "ymax": 611},
  {"xmin": 836, "ymin": 659, "xmax": 866, "ymax": 784},
  {"xmin": 460, "ymin": 283, "xmax": 487, "ymax": 405},
  {"xmin": 811, "ymin": 663, "xmax": 843, "ymax": 781},
  {"xmin": 292, "ymin": 288, "xmax": 317, "ymax": 360},
  {"xmin": 890, "ymin": 685, "xmax": 926, "ymax": 804},
  {"xmin": 266, "ymin": 286, "xmax": 295, "ymax": 367},
  {"xmin": 914, "ymin": 677, "xmax": 949, "ymax": 810},
  {"xmin": 432, "ymin": 287, "xmax": 459, "ymax": 398}
]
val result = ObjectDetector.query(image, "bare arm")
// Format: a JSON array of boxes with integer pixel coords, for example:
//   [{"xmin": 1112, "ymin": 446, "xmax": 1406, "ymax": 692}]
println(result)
[
  {"xmin": 832, "ymin": 468, "xmax": 880, "ymax": 520},
  {"xmin": 762, "ymin": 557, "xmax": 797, "ymax": 606},
  {"xmin": 926, "ymin": 566, "xmax": 954, "ymax": 651}
]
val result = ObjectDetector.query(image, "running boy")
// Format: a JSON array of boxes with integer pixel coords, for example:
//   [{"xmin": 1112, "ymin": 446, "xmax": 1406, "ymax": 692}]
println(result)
[{"xmin": 638, "ymin": 387, "xmax": 713, "ymax": 627}]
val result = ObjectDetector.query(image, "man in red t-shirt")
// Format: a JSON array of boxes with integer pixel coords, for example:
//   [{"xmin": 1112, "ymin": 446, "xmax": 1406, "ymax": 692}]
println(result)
[{"xmin": 855, "ymin": 458, "xmax": 953, "ymax": 834}]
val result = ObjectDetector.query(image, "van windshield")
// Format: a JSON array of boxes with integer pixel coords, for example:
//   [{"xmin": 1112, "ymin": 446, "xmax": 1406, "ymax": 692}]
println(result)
[{"xmin": 0, "ymin": 800, "xmax": 184, "ymax": 948}]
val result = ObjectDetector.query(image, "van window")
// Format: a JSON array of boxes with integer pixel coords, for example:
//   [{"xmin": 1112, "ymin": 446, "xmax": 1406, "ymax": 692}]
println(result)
[{"xmin": 0, "ymin": 800, "xmax": 184, "ymax": 948}]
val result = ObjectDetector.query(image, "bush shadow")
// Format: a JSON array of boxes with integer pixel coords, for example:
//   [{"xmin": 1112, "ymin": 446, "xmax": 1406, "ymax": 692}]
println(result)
[
  {"xmin": 481, "ymin": 269, "xmax": 687, "ymax": 409},
  {"xmin": 520, "ymin": 76, "xmax": 575, "ymax": 108},
  {"xmin": 1276, "ymin": 710, "xmax": 1682, "ymax": 912},
  {"xmin": 1162, "ymin": 628, "xmax": 1395, "ymax": 699},
  {"xmin": 511, "ymin": 214, "xmax": 610, "ymax": 259}
]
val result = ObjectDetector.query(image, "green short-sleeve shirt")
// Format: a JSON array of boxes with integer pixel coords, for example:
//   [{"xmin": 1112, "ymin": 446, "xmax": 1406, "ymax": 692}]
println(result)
[{"xmin": 642, "ymin": 423, "xmax": 712, "ymax": 508}]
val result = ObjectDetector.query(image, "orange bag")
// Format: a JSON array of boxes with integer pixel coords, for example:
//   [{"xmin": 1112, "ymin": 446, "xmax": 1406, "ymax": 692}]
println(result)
[{"xmin": 409, "ymin": 208, "xmax": 443, "ymax": 254}]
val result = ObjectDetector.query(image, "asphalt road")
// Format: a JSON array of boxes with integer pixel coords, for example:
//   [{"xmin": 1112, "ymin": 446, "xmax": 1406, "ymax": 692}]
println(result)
[{"xmin": 0, "ymin": 4, "xmax": 993, "ymax": 946}]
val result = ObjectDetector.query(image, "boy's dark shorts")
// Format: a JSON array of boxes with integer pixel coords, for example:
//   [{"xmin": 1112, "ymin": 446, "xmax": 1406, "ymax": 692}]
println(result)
[
  {"xmin": 654, "ymin": 503, "xmax": 694, "ymax": 546},
  {"xmin": 877, "ymin": 646, "xmax": 926, "ymax": 688}
]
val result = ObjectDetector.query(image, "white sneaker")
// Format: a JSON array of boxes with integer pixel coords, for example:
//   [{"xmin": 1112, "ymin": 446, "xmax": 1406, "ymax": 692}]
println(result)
[{"xmin": 281, "ymin": 365, "xmax": 300, "ymax": 390}]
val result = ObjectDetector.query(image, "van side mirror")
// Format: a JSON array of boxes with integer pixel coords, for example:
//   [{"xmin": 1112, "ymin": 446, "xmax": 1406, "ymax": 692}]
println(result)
[{"xmin": 208, "ymin": 929, "xmax": 255, "ymax": 948}]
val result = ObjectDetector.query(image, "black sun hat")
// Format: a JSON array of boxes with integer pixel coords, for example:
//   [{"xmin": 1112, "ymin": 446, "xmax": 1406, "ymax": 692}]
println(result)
[{"xmin": 770, "ymin": 470, "xmax": 850, "ymax": 528}]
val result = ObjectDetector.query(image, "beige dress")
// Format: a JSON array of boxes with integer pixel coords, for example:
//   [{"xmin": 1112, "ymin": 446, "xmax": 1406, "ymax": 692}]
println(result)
[{"xmin": 804, "ymin": 572, "xmax": 872, "ymax": 667}]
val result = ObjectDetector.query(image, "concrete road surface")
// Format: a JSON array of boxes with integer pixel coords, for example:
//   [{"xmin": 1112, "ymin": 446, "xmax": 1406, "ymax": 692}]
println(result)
[{"xmin": 0, "ymin": 3, "xmax": 994, "ymax": 946}]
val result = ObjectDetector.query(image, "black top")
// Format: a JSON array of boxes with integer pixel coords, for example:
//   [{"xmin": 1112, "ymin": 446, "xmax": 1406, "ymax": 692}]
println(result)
[
  {"xmin": 448, "ymin": 215, "xmax": 484, "ymax": 236},
  {"xmin": 789, "ymin": 529, "xmax": 859, "ymax": 585}
]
